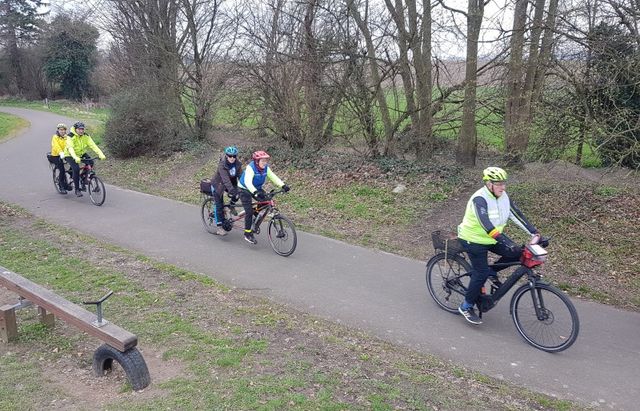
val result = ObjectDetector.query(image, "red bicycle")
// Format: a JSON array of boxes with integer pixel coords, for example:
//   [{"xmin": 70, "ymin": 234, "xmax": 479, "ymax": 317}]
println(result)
[{"xmin": 200, "ymin": 188, "xmax": 297, "ymax": 256}]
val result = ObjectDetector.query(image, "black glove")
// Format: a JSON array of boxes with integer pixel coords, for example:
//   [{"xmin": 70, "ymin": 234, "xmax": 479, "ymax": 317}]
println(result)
[
  {"xmin": 282, "ymin": 184, "xmax": 290, "ymax": 193},
  {"xmin": 229, "ymin": 194, "xmax": 239, "ymax": 204},
  {"xmin": 496, "ymin": 233, "xmax": 521, "ymax": 255},
  {"xmin": 253, "ymin": 189, "xmax": 266, "ymax": 201}
]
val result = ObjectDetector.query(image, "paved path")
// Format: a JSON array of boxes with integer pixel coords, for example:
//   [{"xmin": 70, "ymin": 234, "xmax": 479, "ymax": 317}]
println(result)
[{"xmin": 1, "ymin": 107, "xmax": 639, "ymax": 410}]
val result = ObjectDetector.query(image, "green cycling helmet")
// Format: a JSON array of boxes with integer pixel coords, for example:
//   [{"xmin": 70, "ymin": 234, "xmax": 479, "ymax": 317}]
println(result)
[{"xmin": 482, "ymin": 166, "xmax": 508, "ymax": 182}]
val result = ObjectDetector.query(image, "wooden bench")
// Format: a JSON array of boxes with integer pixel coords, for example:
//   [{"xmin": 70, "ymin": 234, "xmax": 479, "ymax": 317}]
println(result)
[{"xmin": 0, "ymin": 266, "xmax": 151, "ymax": 390}]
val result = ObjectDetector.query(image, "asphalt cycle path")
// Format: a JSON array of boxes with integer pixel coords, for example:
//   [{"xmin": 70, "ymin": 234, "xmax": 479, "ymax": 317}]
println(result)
[{"xmin": 1, "ymin": 107, "xmax": 639, "ymax": 410}]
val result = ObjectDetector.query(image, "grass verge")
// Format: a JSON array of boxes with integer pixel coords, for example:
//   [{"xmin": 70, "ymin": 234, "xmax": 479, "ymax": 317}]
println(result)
[
  {"xmin": 0, "ymin": 201, "xmax": 585, "ymax": 410},
  {"xmin": 0, "ymin": 111, "xmax": 29, "ymax": 143}
]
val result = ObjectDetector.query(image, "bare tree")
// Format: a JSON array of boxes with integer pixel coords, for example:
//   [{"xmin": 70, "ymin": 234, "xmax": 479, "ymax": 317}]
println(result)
[
  {"xmin": 346, "ymin": 0, "xmax": 395, "ymax": 156},
  {"xmin": 178, "ymin": 0, "xmax": 240, "ymax": 141},
  {"xmin": 455, "ymin": 0, "xmax": 485, "ymax": 166},
  {"xmin": 238, "ymin": 0, "xmax": 350, "ymax": 150},
  {"xmin": 104, "ymin": 0, "xmax": 182, "ymax": 98},
  {"xmin": 504, "ymin": 0, "xmax": 559, "ymax": 167},
  {"xmin": 383, "ymin": 0, "xmax": 434, "ymax": 159}
]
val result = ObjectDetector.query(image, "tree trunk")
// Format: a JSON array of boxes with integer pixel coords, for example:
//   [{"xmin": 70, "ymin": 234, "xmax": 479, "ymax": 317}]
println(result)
[
  {"xmin": 504, "ymin": 0, "xmax": 551, "ymax": 168},
  {"xmin": 347, "ymin": 0, "xmax": 394, "ymax": 156},
  {"xmin": 6, "ymin": 23, "xmax": 25, "ymax": 95},
  {"xmin": 504, "ymin": 0, "xmax": 528, "ymax": 167},
  {"xmin": 456, "ymin": 0, "xmax": 484, "ymax": 166},
  {"xmin": 413, "ymin": 0, "xmax": 433, "ymax": 161}
]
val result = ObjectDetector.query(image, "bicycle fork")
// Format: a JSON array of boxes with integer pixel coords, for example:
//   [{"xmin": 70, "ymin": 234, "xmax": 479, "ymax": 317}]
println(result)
[{"xmin": 527, "ymin": 279, "xmax": 551, "ymax": 322}]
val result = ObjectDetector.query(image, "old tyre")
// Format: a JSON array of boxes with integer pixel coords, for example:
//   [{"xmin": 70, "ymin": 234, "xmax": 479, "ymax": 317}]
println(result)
[{"xmin": 93, "ymin": 344, "xmax": 151, "ymax": 390}]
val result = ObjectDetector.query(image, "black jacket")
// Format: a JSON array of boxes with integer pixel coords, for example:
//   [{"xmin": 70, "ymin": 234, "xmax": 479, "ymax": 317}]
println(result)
[{"xmin": 212, "ymin": 156, "xmax": 242, "ymax": 196}]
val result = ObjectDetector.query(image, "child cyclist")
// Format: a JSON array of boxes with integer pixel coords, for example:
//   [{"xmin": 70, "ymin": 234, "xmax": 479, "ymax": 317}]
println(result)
[{"xmin": 237, "ymin": 151, "xmax": 289, "ymax": 244}]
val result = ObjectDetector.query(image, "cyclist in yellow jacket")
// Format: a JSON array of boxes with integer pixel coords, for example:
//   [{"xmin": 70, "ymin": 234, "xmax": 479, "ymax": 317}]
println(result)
[
  {"xmin": 456, "ymin": 167, "xmax": 541, "ymax": 325},
  {"xmin": 65, "ymin": 121, "xmax": 106, "ymax": 197},
  {"xmin": 49, "ymin": 123, "xmax": 70, "ymax": 194}
]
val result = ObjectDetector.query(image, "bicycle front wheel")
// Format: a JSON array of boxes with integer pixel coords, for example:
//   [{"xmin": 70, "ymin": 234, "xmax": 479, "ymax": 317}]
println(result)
[
  {"xmin": 200, "ymin": 197, "xmax": 218, "ymax": 234},
  {"xmin": 511, "ymin": 283, "xmax": 579, "ymax": 353},
  {"xmin": 426, "ymin": 253, "xmax": 471, "ymax": 314},
  {"xmin": 88, "ymin": 176, "xmax": 106, "ymax": 206},
  {"xmin": 268, "ymin": 215, "xmax": 297, "ymax": 257}
]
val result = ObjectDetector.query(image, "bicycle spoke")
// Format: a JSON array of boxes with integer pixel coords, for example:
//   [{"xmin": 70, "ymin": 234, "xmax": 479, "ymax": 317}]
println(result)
[
  {"xmin": 426, "ymin": 253, "xmax": 471, "ymax": 314},
  {"xmin": 512, "ymin": 284, "xmax": 579, "ymax": 352},
  {"xmin": 268, "ymin": 215, "xmax": 297, "ymax": 257}
]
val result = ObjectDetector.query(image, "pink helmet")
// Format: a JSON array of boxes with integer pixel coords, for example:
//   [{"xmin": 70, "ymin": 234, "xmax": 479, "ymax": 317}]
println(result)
[{"xmin": 252, "ymin": 151, "xmax": 270, "ymax": 161}]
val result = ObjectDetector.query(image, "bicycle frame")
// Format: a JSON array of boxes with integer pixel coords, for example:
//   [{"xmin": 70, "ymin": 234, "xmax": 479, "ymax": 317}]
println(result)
[
  {"xmin": 221, "ymin": 190, "xmax": 284, "ymax": 232},
  {"xmin": 225, "ymin": 199, "xmax": 276, "ymax": 230},
  {"xmin": 470, "ymin": 253, "xmax": 548, "ymax": 317}
]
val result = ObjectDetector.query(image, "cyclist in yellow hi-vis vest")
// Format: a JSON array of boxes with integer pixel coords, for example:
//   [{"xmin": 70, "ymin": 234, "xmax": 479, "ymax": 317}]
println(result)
[{"xmin": 457, "ymin": 167, "xmax": 541, "ymax": 325}]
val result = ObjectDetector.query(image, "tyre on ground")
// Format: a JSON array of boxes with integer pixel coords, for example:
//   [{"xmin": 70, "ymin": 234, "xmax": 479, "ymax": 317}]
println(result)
[{"xmin": 93, "ymin": 344, "xmax": 151, "ymax": 391}]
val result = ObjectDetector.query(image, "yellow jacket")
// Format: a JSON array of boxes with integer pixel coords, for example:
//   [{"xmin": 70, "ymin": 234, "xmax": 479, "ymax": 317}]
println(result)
[
  {"xmin": 51, "ymin": 134, "xmax": 67, "ymax": 158},
  {"xmin": 64, "ymin": 126, "xmax": 106, "ymax": 162}
]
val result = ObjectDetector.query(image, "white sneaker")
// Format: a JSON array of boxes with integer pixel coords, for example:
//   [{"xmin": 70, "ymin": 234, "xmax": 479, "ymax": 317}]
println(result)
[{"xmin": 215, "ymin": 227, "xmax": 227, "ymax": 236}]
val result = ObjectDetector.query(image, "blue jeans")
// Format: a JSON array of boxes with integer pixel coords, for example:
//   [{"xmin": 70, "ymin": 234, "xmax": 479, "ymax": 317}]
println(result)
[{"xmin": 460, "ymin": 239, "xmax": 521, "ymax": 307}]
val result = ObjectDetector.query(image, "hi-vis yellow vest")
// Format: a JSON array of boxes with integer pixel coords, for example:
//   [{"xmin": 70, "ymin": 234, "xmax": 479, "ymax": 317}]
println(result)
[{"xmin": 457, "ymin": 186, "xmax": 511, "ymax": 245}]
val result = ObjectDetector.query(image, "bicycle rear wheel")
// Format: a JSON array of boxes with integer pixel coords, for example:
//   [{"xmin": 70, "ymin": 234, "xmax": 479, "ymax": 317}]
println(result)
[
  {"xmin": 200, "ymin": 197, "xmax": 218, "ymax": 234},
  {"xmin": 52, "ymin": 167, "xmax": 65, "ymax": 194},
  {"xmin": 426, "ymin": 253, "xmax": 471, "ymax": 314},
  {"xmin": 268, "ymin": 215, "xmax": 297, "ymax": 256},
  {"xmin": 88, "ymin": 176, "xmax": 106, "ymax": 206},
  {"xmin": 511, "ymin": 283, "xmax": 579, "ymax": 352}
]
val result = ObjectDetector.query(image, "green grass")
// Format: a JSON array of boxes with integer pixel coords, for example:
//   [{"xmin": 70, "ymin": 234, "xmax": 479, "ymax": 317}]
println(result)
[
  {"xmin": 508, "ymin": 181, "xmax": 640, "ymax": 309},
  {"xmin": 0, "ymin": 353, "xmax": 67, "ymax": 410},
  {"xmin": 0, "ymin": 97, "xmax": 108, "ymax": 122},
  {"xmin": 0, "ymin": 111, "xmax": 29, "ymax": 142}
]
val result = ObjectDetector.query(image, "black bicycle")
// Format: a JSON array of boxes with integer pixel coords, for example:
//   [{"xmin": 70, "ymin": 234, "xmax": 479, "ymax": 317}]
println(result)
[
  {"xmin": 47, "ymin": 154, "xmax": 106, "ymax": 206},
  {"xmin": 425, "ymin": 231, "xmax": 579, "ymax": 352},
  {"xmin": 200, "ymin": 186, "xmax": 297, "ymax": 257}
]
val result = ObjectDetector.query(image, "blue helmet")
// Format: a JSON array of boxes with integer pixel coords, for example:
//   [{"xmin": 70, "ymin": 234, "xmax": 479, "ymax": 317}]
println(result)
[{"xmin": 224, "ymin": 146, "xmax": 238, "ymax": 156}]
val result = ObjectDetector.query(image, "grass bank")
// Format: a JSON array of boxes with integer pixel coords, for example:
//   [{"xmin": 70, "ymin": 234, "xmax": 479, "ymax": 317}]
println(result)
[
  {"xmin": 0, "ymin": 111, "xmax": 29, "ymax": 143},
  {"xmin": 0, "ymin": 97, "xmax": 108, "ymax": 122},
  {"xmin": 0, "ymin": 202, "xmax": 581, "ymax": 410}
]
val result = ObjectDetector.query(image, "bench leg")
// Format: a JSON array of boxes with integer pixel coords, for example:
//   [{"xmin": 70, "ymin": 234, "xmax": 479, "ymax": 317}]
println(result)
[
  {"xmin": 38, "ymin": 306, "xmax": 55, "ymax": 328},
  {"xmin": 0, "ymin": 305, "xmax": 18, "ymax": 343}
]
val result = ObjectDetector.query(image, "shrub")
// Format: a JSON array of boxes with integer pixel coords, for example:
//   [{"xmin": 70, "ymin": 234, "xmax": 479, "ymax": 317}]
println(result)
[{"xmin": 104, "ymin": 87, "xmax": 185, "ymax": 158}]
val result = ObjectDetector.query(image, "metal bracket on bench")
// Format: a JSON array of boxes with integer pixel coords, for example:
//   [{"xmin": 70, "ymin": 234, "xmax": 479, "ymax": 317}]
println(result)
[
  {"xmin": 82, "ymin": 291, "xmax": 113, "ymax": 328},
  {"xmin": 11, "ymin": 297, "xmax": 34, "ymax": 311}
]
